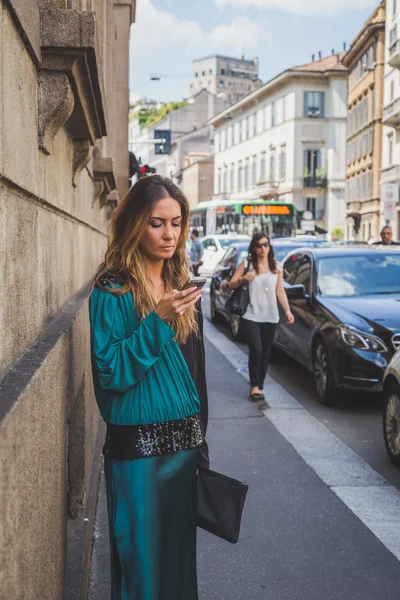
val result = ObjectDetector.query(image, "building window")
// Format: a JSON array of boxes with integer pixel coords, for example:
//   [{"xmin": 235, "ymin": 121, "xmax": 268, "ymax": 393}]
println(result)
[
  {"xmin": 223, "ymin": 165, "xmax": 228, "ymax": 193},
  {"xmin": 238, "ymin": 161, "xmax": 243, "ymax": 191},
  {"xmin": 269, "ymin": 149, "xmax": 276, "ymax": 181},
  {"xmin": 195, "ymin": 72, "xmax": 198, "ymax": 78},
  {"xmin": 217, "ymin": 168, "xmax": 221, "ymax": 195},
  {"xmin": 246, "ymin": 116, "xmax": 250, "ymax": 139},
  {"xmin": 252, "ymin": 155, "xmax": 257, "ymax": 186},
  {"xmin": 282, "ymin": 95, "xmax": 286, "ymax": 122},
  {"xmin": 244, "ymin": 157, "xmax": 250, "ymax": 189},
  {"xmin": 209, "ymin": 69, "xmax": 213, "ymax": 74},
  {"xmin": 304, "ymin": 149, "xmax": 325, "ymax": 185},
  {"xmin": 230, "ymin": 163, "xmax": 235, "ymax": 192},
  {"xmin": 202, "ymin": 71, "xmax": 205, "ymax": 76},
  {"xmin": 220, "ymin": 68, "xmax": 225, "ymax": 75},
  {"xmin": 304, "ymin": 91, "xmax": 325, "ymax": 118},
  {"xmin": 221, "ymin": 130, "xmax": 226, "ymax": 151},
  {"xmin": 369, "ymin": 87, "xmax": 374, "ymax": 121},
  {"xmin": 271, "ymin": 102, "xmax": 275, "ymax": 127},
  {"xmin": 219, "ymin": 80, "xmax": 224, "ymax": 88},
  {"xmin": 388, "ymin": 134, "xmax": 394, "ymax": 165},
  {"xmin": 279, "ymin": 146, "xmax": 287, "ymax": 181},
  {"xmin": 260, "ymin": 151, "xmax": 266, "ymax": 182},
  {"xmin": 390, "ymin": 25, "xmax": 398, "ymax": 52},
  {"xmin": 391, "ymin": 80, "xmax": 395, "ymax": 102}
]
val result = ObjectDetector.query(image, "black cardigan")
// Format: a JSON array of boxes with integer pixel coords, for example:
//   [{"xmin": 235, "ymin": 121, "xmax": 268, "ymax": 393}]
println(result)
[{"xmin": 179, "ymin": 299, "xmax": 210, "ymax": 469}]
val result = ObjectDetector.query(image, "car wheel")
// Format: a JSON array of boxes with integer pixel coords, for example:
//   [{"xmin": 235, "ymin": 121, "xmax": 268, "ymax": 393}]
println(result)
[
  {"xmin": 210, "ymin": 288, "xmax": 224, "ymax": 324},
  {"xmin": 383, "ymin": 384, "xmax": 400, "ymax": 468},
  {"xmin": 230, "ymin": 314, "xmax": 242, "ymax": 341},
  {"xmin": 313, "ymin": 339, "xmax": 337, "ymax": 405}
]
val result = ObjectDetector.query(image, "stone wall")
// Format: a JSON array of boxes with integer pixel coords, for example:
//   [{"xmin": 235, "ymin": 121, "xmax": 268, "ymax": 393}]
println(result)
[{"xmin": 0, "ymin": 1, "xmax": 135, "ymax": 598}]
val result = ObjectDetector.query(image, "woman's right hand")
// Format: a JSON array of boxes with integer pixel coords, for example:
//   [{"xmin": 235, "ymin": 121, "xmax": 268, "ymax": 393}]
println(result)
[
  {"xmin": 242, "ymin": 270, "xmax": 256, "ymax": 283},
  {"xmin": 155, "ymin": 286, "xmax": 203, "ymax": 322}
]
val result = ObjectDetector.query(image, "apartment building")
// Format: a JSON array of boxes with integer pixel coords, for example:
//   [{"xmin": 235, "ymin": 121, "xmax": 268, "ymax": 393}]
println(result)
[
  {"xmin": 209, "ymin": 54, "xmax": 348, "ymax": 238},
  {"xmin": 381, "ymin": 0, "xmax": 400, "ymax": 237},
  {"xmin": 343, "ymin": 1, "xmax": 386, "ymax": 241},
  {"xmin": 187, "ymin": 55, "xmax": 260, "ymax": 104}
]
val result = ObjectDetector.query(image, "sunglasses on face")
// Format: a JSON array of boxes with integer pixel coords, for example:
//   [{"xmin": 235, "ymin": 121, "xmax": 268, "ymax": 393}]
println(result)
[{"xmin": 255, "ymin": 241, "xmax": 269, "ymax": 249}]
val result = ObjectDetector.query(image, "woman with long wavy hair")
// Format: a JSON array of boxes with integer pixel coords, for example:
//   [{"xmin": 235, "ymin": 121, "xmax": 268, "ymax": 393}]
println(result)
[
  {"xmin": 229, "ymin": 232, "xmax": 294, "ymax": 402},
  {"xmin": 89, "ymin": 175, "xmax": 209, "ymax": 600}
]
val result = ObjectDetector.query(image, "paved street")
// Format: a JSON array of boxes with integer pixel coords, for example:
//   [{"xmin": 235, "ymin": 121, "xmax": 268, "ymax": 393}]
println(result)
[{"xmin": 88, "ymin": 289, "xmax": 400, "ymax": 599}]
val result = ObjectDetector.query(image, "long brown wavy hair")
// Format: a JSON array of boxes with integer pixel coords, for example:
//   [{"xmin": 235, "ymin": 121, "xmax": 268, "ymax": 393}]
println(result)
[
  {"xmin": 93, "ymin": 175, "xmax": 197, "ymax": 344},
  {"xmin": 248, "ymin": 232, "xmax": 278, "ymax": 274}
]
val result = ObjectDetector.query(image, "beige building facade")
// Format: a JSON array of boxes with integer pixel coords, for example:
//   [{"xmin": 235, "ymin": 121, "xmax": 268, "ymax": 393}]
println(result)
[
  {"xmin": 343, "ymin": 1, "xmax": 386, "ymax": 241},
  {"xmin": 188, "ymin": 54, "xmax": 260, "ymax": 104},
  {"xmin": 0, "ymin": 1, "xmax": 135, "ymax": 598}
]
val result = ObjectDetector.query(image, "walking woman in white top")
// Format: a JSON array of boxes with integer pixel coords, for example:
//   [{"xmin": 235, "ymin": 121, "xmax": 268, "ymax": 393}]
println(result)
[{"xmin": 229, "ymin": 233, "xmax": 294, "ymax": 402}]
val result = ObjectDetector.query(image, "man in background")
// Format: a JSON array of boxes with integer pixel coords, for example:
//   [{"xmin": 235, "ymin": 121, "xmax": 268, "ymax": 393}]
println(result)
[
  {"xmin": 190, "ymin": 229, "xmax": 204, "ymax": 276},
  {"xmin": 372, "ymin": 226, "xmax": 399, "ymax": 246}
]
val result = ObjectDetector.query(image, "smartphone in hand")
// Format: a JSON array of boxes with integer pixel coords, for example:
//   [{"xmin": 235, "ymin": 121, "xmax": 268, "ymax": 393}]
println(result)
[{"xmin": 181, "ymin": 277, "xmax": 208, "ymax": 291}]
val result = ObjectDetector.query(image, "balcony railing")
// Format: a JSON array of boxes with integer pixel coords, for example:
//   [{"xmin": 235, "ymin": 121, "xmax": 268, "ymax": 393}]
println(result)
[
  {"xmin": 389, "ymin": 39, "xmax": 400, "ymax": 69},
  {"xmin": 382, "ymin": 98, "xmax": 400, "ymax": 128},
  {"xmin": 303, "ymin": 175, "xmax": 327, "ymax": 188}
]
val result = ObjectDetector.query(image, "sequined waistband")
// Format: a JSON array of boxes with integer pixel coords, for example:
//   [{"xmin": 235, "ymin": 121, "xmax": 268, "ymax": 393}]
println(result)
[{"xmin": 103, "ymin": 414, "xmax": 204, "ymax": 459}]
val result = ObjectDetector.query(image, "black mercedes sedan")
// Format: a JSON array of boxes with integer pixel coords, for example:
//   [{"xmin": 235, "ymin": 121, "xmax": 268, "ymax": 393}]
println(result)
[{"xmin": 276, "ymin": 247, "xmax": 400, "ymax": 404}]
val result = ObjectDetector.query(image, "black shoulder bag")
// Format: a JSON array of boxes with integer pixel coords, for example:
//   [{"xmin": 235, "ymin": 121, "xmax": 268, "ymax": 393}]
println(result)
[{"xmin": 225, "ymin": 260, "xmax": 251, "ymax": 317}]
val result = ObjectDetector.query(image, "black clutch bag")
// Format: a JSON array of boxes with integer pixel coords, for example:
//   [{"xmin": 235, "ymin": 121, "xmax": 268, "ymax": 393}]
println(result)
[{"xmin": 197, "ymin": 468, "xmax": 249, "ymax": 544}]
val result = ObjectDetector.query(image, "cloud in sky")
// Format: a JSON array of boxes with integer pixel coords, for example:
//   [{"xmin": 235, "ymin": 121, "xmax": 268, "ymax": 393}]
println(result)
[
  {"xmin": 214, "ymin": 0, "xmax": 376, "ymax": 14},
  {"xmin": 131, "ymin": 0, "xmax": 264, "ymax": 53}
]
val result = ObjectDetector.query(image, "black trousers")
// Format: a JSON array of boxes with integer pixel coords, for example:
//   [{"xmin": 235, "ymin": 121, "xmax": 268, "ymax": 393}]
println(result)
[{"xmin": 241, "ymin": 319, "xmax": 277, "ymax": 388}]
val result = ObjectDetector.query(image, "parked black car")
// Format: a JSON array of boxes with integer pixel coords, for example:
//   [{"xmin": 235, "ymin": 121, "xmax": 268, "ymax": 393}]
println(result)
[
  {"xmin": 210, "ymin": 242, "xmax": 249, "ymax": 340},
  {"xmin": 276, "ymin": 247, "xmax": 400, "ymax": 404}
]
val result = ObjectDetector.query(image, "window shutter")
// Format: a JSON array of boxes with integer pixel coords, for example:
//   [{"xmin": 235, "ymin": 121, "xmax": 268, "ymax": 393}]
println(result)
[
  {"xmin": 321, "ymin": 92, "xmax": 325, "ymax": 118},
  {"xmin": 304, "ymin": 92, "xmax": 308, "ymax": 117}
]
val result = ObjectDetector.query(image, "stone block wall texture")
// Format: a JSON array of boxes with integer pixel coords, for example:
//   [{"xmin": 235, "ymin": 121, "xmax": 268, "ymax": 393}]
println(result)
[{"xmin": 0, "ymin": 1, "xmax": 135, "ymax": 597}]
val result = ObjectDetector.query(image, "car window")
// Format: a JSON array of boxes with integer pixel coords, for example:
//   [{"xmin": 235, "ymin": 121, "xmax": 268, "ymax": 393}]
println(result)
[
  {"xmin": 294, "ymin": 256, "xmax": 312, "ymax": 294},
  {"xmin": 221, "ymin": 246, "xmax": 236, "ymax": 267},
  {"xmin": 283, "ymin": 253, "xmax": 303, "ymax": 284},
  {"xmin": 202, "ymin": 239, "xmax": 210, "ymax": 249},
  {"xmin": 318, "ymin": 253, "xmax": 400, "ymax": 296},
  {"xmin": 218, "ymin": 236, "xmax": 250, "ymax": 249}
]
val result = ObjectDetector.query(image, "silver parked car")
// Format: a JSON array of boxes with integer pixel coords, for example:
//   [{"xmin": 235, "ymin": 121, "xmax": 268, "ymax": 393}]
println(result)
[{"xmin": 383, "ymin": 348, "xmax": 400, "ymax": 467}]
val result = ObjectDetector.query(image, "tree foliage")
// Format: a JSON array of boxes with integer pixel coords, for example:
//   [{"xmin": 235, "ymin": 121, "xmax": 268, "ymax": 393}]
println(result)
[{"xmin": 139, "ymin": 101, "xmax": 188, "ymax": 128}]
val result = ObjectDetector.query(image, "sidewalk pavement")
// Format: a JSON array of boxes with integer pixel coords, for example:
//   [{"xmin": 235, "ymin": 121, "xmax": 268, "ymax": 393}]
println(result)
[{"xmin": 88, "ymin": 330, "xmax": 400, "ymax": 599}]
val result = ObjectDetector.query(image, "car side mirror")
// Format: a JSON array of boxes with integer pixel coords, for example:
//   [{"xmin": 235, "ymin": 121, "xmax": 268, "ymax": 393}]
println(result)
[
  {"xmin": 286, "ymin": 284, "xmax": 306, "ymax": 299},
  {"xmin": 208, "ymin": 245, "xmax": 217, "ymax": 252}
]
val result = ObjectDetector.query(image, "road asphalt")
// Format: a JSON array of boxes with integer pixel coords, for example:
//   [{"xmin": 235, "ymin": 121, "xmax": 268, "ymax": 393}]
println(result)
[{"xmin": 88, "ymin": 322, "xmax": 400, "ymax": 599}]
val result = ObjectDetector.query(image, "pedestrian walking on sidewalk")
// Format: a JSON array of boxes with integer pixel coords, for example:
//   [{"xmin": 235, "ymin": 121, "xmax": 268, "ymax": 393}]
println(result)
[
  {"xmin": 229, "ymin": 233, "xmax": 294, "ymax": 402},
  {"xmin": 190, "ymin": 228, "xmax": 204, "ymax": 275},
  {"xmin": 89, "ymin": 175, "xmax": 209, "ymax": 600}
]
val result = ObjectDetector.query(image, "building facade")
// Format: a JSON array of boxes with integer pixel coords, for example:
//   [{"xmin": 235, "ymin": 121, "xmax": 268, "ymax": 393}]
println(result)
[
  {"xmin": 130, "ymin": 89, "xmax": 226, "ymax": 175},
  {"xmin": 0, "ymin": 1, "xmax": 135, "ymax": 598},
  {"xmin": 187, "ymin": 54, "xmax": 260, "ymax": 104},
  {"xmin": 343, "ymin": 1, "xmax": 386, "ymax": 241},
  {"xmin": 381, "ymin": 0, "xmax": 400, "ymax": 237},
  {"xmin": 209, "ymin": 55, "xmax": 348, "ymax": 238}
]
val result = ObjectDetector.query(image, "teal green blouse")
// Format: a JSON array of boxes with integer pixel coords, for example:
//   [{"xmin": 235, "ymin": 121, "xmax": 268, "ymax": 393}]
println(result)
[{"xmin": 89, "ymin": 286, "xmax": 200, "ymax": 425}]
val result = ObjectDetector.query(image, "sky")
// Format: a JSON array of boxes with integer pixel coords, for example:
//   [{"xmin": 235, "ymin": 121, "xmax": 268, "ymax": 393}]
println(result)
[{"xmin": 129, "ymin": 0, "xmax": 379, "ymax": 104}]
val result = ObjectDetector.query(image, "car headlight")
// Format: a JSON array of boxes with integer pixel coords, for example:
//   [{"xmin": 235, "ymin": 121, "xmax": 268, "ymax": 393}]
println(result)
[{"xmin": 340, "ymin": 326, "xmax": 388, "ymax": 353}]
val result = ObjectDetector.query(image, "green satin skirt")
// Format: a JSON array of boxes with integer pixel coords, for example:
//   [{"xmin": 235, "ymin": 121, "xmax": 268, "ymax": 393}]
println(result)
[{"xmin": 104, "ymin": 448, "xmax": 198, "ymax": 600}]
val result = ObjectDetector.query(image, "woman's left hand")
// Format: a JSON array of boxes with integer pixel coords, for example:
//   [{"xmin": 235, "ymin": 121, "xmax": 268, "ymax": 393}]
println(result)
[{"xmin": 286, "ymin": 310, "xmax": 295, "ymax": 324}]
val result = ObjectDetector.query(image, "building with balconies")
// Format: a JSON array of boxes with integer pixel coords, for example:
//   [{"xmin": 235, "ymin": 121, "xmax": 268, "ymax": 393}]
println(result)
[
  {"xmin": 381, "ymin": 0, "xmax": 400, "ymax": 237},
  {"xmin": 342, "ymin": 1, "xmax": 386, "ymax": 241},
  {"xmin": 209, "ymin": 54, "xmax": 348, "ymax": 238},
  {"xmin": 187, "ymin": 55, "xmax": 261, "ymax": 104}
]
